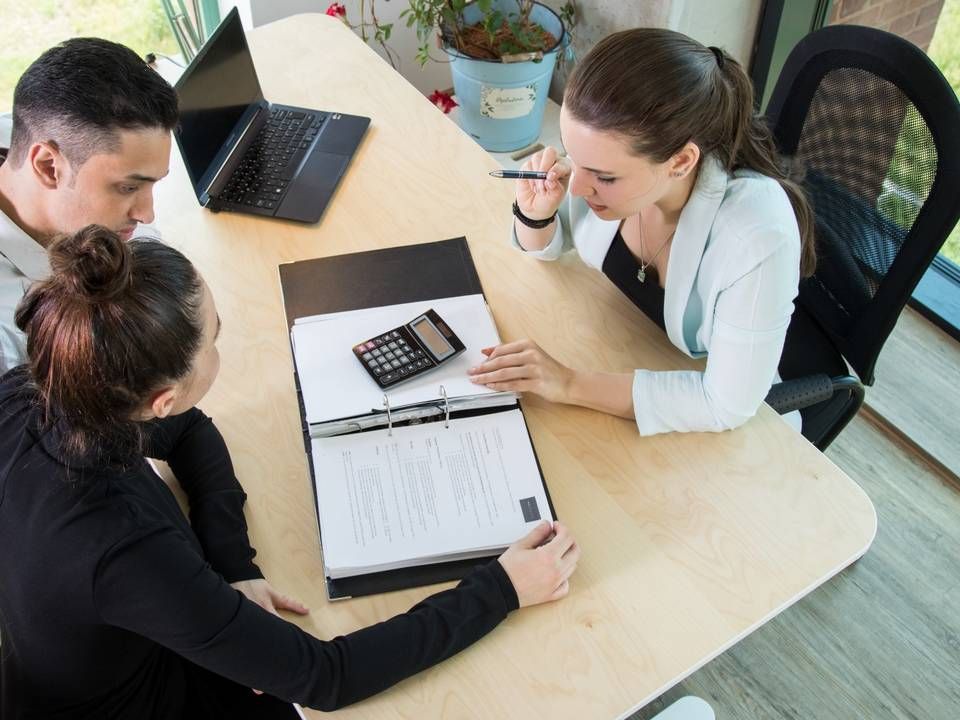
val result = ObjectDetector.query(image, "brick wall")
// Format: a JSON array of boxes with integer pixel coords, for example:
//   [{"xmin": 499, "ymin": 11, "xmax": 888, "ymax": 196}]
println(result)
[{"xmin": 829, "ymin": 0, "xmax": 945, "ymax": 51}]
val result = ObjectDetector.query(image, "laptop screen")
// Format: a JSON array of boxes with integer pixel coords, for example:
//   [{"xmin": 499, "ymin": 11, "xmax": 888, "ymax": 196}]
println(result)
[{"xmin": 175, "ymin": 9, "xmax": 264, "ymax": 187}]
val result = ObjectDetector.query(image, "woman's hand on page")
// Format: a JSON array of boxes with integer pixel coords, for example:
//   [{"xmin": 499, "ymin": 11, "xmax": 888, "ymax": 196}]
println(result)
[
  {"xmin": 498, "ymin": 521, "xmax": 580, "ymax": 607},
  {"xmin": 468, "ymin": 339, "xmax": 574, "ymax": 404},
  {"xmin": 515, "ymin": 146, "xmax": 570, "ymax": 221}
]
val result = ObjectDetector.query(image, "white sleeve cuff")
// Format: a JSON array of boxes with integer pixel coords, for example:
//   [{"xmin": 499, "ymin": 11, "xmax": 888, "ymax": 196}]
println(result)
[{"xmin": 509, "ymin": 218, "xmax": 565, "ymax": 261}]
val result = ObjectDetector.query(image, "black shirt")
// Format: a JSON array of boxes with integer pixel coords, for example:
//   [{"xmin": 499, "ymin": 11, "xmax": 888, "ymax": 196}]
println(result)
[
  {"xmin": 602, "ymin": 230, "xmax": 667, "ymax": 330},
  {"xmin": 0, "ymin": 367, "xmax": 518, "ymax": 718}
]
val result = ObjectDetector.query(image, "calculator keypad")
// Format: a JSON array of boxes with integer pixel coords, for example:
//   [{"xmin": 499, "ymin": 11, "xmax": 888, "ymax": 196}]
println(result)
[{"xmin": 353, "ymin": 329, "xmax": 434, "ymax": 386}]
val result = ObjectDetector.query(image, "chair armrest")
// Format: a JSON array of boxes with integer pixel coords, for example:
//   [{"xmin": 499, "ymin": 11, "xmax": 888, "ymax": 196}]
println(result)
[{"xmin": 766, "ymin": 374, "xmax": 863, "ymax": 415}]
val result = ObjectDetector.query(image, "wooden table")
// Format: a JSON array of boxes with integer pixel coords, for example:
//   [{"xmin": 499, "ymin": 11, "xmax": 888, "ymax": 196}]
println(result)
[{"xmin": 155, "ymin": 14, "xmax": 877, "ymax": 719}]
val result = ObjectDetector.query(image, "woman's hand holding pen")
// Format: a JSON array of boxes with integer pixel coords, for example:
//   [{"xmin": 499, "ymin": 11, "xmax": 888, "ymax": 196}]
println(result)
[
  {"xmin": 515, "ymin": 146, "xmax": 571, "ymax": 221},
  {"xmin": 468, "ymin": 339, "xmax": 574, "ymax": 404},
  {"xmin": 498, "ymin": 521, "xmax": 580, "ymax": 606}
]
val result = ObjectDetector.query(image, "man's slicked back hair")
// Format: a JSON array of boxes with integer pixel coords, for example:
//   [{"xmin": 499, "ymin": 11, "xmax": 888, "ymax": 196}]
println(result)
[{"xmin": 9, "ymin": 38, "xmax": 179, "ymax": 169}]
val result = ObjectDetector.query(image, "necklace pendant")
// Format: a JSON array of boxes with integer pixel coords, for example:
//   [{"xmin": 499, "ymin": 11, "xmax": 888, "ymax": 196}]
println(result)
[{"xmin": 637, "ymin": 267, "xmax": 646, "ymax": 283}]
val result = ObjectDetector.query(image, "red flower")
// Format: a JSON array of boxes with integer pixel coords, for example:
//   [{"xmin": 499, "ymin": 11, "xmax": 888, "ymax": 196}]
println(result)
[
  {"xmin": 428, "ymin": 89, "xmax": 458, "ymax": 114},
  {"xmin": 325, "ymin": 3, "xmax": 346, "ymax": 19}
]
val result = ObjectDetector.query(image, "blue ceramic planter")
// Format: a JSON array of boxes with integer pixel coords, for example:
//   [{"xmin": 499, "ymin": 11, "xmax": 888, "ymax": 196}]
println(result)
[{"xmin": 448, "ymin": 1, "xmax": 566, "ymax": 152}]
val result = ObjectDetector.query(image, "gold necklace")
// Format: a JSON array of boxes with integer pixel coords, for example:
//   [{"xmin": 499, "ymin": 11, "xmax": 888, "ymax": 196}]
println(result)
[{"xmin": 637, "ymin": 212, "xmax": 675, "ymax": 284}]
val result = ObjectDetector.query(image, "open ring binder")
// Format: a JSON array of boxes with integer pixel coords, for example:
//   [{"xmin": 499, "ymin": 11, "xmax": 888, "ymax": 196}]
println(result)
[
  {"xmin": 309, "ymin": 383, "xmax": 517, "ymax": 439},
  {"xmin": 280, "ymin": 237, "xmax": 556, "ymax": 600}
]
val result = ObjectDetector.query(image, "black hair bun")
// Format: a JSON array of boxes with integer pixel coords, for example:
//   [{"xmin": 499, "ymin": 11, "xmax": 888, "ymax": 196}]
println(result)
[{"xmin": 48, "ymin": 224, "xmax": 132, "ymax": 302}]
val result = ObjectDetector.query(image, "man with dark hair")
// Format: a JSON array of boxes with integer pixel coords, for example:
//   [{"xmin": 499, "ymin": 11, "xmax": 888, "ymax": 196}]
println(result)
[{"xmin": 0, "ymin": 37, "xmax": 178, "ymax": 372}]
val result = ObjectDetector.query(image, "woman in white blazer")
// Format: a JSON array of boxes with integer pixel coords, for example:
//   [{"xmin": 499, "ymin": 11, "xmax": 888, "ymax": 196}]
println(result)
[{"xmin": 468, "ymin": 29, "xmax": 815, "ymax": 436}]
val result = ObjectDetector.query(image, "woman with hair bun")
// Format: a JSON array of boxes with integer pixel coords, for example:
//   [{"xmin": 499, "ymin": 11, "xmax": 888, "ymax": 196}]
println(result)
[
  {"xmin": 0, "ymin": 226, "xmax": 580, "ymax": 719},
  {"xmin": 469, "ymin": 28, "xmax": 814, "ymax": 435}
]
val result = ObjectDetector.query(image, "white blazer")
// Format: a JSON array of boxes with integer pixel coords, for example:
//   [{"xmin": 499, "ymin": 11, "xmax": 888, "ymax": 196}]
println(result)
[{"xmin": 511, "ymin": 155, "xmax": 802, "ymax": 435}]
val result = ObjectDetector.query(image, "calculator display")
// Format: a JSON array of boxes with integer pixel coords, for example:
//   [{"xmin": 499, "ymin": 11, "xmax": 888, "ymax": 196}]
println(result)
[{"xmin": 411, "ymin": 317, "xmax": 454, "ymax": 359}]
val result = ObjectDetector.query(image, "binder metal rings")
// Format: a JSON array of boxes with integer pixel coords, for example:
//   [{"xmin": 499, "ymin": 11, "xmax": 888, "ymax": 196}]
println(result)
[
  {"xmin": 440, "ymin": 385, "xmax": 450, "ymax": 428},
  {"xmin": 380, "ymin": 385, "xmax": 451, "ymax": 436},
  {"xmin": 383, "ymin": 394, "xmax": 393, "ymax": 436}
]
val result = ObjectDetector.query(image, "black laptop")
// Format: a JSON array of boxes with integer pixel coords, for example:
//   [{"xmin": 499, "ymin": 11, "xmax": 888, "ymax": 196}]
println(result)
[{"xmin": 174, "ymin": 7, "xmax": 370, "ymax": 223}]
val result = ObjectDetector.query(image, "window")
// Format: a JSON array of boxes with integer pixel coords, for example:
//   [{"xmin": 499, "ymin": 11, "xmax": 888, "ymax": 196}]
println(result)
[
  {"xmin": 927, "ymin": 0, "xmax": 960, "ymax": 268},
  {"xmin": 0, "ymin": 0, "xmax": 180, "ymax": 112},
  {"xmin": 751, "ymin": 0, "xmax": 960, "ymax": 339}
]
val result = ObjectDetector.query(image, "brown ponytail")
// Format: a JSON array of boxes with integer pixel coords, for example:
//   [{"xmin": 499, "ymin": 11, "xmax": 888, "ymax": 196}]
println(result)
[
  {"xmin": 14, "ymin": 225, "xmax": 204, "ymax": 462},
  {"xmin": 564, "ymin": 28, "xmax": 816, "ymax": 277}
]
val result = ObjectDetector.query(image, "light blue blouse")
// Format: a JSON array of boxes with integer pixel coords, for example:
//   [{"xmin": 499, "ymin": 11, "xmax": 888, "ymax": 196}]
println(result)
[{"xmin": 511, "ymin": 156, "xmax": 803, "ymax": 435}]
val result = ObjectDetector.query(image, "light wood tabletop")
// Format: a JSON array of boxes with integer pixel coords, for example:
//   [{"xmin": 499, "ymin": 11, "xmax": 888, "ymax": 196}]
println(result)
[{"xmin": 154, "ymin": 14, "xmax": 877, "ymax": 719}]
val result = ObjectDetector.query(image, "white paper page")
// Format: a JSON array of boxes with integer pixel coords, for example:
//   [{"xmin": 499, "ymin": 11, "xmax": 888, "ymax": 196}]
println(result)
[
  {"xmin": 292, "ymin": 297, "xmax": 472, "ymax": 326},
  {"xmin": 292, "ymin": 294, "xmax": 501, "ymax": 424},
  {"xmin": 311, "ymin": 409, "xmax": 552, "ymax": 578}
]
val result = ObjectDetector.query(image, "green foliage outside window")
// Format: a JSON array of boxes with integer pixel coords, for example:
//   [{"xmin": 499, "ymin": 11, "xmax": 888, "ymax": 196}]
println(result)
[
  {"xmin": 924, "ymin": 0, "xmax": 960, "ymax": 263},
  {"xmin": 0, "ymin": 0, "xmax": 178, "ymax": 113}
]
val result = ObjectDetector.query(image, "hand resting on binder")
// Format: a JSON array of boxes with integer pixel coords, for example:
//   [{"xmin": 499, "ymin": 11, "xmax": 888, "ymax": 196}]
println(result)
[
  {"xmin": 499, "ymin": 520, "xmax": 580, "ymax": 606},
  {"xmin": 470, "ymin": 340, "xmax": 577, "ymax": 404},
  {"xmin": 469, "ymin": 339, "xmax": 637, "ymax": 420},
  {"xmin": 0, "ymin": 226, "xmax": 582, "ymax": 716}
]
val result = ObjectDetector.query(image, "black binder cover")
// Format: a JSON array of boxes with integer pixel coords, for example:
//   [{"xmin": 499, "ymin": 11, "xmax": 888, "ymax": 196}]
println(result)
[
  {"xmin": 280, "ymin": 237, "xmax": 482, "ymax": 328},
  {"xmin": 279, "ymin": 238, "xmax": 553, "ymax": 599}
]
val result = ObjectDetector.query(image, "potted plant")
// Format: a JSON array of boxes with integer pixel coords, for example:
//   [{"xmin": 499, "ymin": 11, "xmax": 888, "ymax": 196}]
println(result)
[
  {"xmin": 330, "ymin": 1, "xmax": 576, "ymax": 152},
  {"xmin": 404, "ymin": 0, "xmax": 574, "ymax": 151}
]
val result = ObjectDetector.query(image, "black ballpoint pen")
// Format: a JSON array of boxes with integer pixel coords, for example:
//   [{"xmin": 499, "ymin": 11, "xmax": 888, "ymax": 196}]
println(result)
[{"xmin": 488, "ymin": 169, "xmax": 549, "ymax": 180}]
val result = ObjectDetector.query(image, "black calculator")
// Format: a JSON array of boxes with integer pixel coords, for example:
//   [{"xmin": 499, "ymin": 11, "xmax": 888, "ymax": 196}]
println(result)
[{"xmin": 352, "ymin": 309, "xmax": 466, "ymax": 388}]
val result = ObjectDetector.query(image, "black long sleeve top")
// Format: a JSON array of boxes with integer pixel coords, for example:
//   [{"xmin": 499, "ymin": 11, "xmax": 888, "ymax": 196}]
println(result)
[{"xmin": 0, "ymin": 367, "xmax": 518, "ymax": 719}]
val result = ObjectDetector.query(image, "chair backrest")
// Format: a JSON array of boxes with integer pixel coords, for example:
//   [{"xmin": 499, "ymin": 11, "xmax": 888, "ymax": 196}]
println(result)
[{"xmin": 765, "ymin": 24, "xmax": 960, "ymax": 385}]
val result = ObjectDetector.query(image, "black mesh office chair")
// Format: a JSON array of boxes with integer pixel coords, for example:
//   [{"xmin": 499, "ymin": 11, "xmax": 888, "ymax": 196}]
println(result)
[{"xmin": 762, "ymin": 24, "xmax": 960, "ymax": 450}]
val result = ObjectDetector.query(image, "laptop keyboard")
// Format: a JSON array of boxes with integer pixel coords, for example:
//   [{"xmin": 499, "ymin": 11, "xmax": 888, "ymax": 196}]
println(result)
[{"xmin": 219, "ymin": 108, "xmax": 327, "ymax": 210}]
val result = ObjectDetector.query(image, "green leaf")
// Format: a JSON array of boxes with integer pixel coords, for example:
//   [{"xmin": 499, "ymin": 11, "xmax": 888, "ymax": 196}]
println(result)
[{"xmin": 483, "ymin": 10, "xmax": 503, "ymax": 42}]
